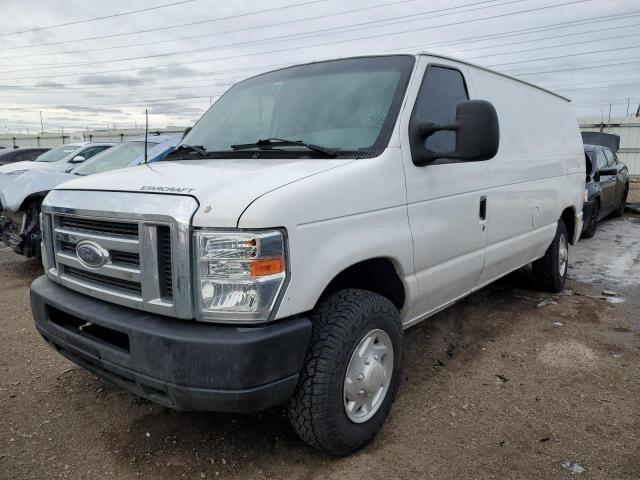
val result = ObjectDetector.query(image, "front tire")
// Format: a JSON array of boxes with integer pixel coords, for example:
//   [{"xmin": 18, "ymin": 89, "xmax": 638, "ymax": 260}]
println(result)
[
  {"xmin": 287, "ymin": 289, "xmax": 403, "ymax": 456},
  {"xmin": 532, "ymin": 220, "xmax": 568, "ymax": 293}
]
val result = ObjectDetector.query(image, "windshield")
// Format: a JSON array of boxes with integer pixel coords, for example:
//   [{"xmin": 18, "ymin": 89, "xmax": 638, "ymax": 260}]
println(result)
[
  {"xmin": 180, "ymin": 55, "xmax": 414, "ymax": 157},
  {"xmin": 72, "ymin": 141, "xmax": 156, "ymax": 175},
  {"xmin": 35, "ymin": 144, "xmax": 82, "ymax": 163}
]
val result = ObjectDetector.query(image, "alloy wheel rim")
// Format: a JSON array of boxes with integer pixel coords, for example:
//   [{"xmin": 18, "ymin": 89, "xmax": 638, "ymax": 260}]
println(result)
[
  {"xmin": 558, "ymin": 232, "xmax": 568, "ymax": 277},
  {"xmin": 343, "ymin": 329, "xmax": 394, "ymax": 424}
]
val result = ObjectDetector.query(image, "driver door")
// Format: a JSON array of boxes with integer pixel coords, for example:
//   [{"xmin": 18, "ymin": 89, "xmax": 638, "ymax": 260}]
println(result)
[
  {"xmin": 596, "ymin": 148, "xmax": 616, "ymax": 212},
  {"xmin": 399, "ymin": 58, "xmax": 490, "ymax": 322}
]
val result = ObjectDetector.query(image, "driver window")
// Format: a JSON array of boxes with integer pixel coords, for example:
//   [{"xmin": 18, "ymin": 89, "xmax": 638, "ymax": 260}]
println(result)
[
  {"xmin": 412, "ymin": 65, "xmax": 469, "ymax": 156},
  {"xmin": 603, "ymin": 148, "xmax": 615, "ymax": 166},
  {"xmin": 596, "ymin": 149, "xmax": 608, "ymax": 170}
]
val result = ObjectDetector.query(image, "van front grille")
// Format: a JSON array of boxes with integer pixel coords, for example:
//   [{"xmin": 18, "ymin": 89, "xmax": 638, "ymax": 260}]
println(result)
[
  {"xmin": 58, "ymin": 216, "xmax": 138, "ymax": 237},
  {"xmin": 59, "ymin": 240, "xmax": 140, "ymax": 268},
  {"xmin": 64, "ymin": 266, "xmax": 142, "ymax": 295},
  {"xmin": 41, "ymin": 191, "xmax": 197, "ymax": 319}
]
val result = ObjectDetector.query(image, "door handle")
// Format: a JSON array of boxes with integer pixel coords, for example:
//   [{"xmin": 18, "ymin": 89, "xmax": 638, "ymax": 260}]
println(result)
[{"xmin": 479, "ymin": 196, "xmax": 487, "ymax": 221}]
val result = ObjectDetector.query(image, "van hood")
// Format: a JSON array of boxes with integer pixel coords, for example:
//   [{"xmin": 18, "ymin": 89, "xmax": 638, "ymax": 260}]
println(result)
[
  {"xmin": 55, "ymin": 158, "xmax": 353, "ymax": 226},
  {"xmin": 1, "ymin": 170, "xmax": 75, "ymax": 212}
]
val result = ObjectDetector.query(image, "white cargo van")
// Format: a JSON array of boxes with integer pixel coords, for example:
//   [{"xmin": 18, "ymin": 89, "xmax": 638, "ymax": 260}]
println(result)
[{"xmin": 31, "ymin": 53, "xmax": 584, "ymax": 456}]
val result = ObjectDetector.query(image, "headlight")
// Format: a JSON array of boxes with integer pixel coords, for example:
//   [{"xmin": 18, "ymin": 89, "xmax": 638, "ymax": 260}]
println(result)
[
  {"xmin": 7, "ymin": 170, "xmax": 27, "ymax": 176},
  {"xmin": 194, "ymin": 230, "xmax": 287, "ymax": 323}
]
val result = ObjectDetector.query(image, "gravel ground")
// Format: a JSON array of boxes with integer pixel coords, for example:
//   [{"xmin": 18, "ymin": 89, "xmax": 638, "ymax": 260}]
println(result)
[{"xmin": 1, "ymin": 210, "xmax": 639, "ymax": 480}]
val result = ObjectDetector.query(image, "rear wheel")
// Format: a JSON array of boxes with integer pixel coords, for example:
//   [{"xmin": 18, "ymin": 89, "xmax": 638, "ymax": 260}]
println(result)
[
  {"xmin": 532, "ymin": 220, "xmax": 568, "ymax": 293},
  {"xmin": 287, "ymin": 289, "xmax": 403, "ymax": 456},
  {"xmin": 582, "ymin": 199, "xmax": 599, "ymax": 239},
  {"xmin": 613, "ymin": 186, "xmax": 628, "ymax": 217}
]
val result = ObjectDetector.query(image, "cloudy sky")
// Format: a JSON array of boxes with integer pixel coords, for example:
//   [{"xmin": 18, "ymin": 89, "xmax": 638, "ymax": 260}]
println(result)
[{"xmin": 0, "ymin": 0, "xmax": 638, "ymax": 133}]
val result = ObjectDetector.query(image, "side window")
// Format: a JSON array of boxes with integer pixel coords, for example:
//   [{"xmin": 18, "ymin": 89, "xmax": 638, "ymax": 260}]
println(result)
[
  {"xmin": 23, "ymin": 150, "xmax": 43, "ymax": 161},
  {"xmin": 603, "ymin": 148, "xmax": 615, "ymax": 166},
  {"xmin": 16, "ymin": 151, "xmax": 39, "ymax": 162},
  {"xmin": 412, "ymin": 65, "xmax": 469, "ymax": 156},
  {"xmin": 79, "ymin": 146, "xmax": 109, "ymax": 161},
  {"xmin": 596, "ymin": 149, "xmax": 608, "ymax": 170}
]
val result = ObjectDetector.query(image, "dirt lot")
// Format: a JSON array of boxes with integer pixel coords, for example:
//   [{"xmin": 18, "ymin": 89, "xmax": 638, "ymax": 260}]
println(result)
[{"xmin": 1, "ymin": 207, "xmax": 639, "ymax": 479}]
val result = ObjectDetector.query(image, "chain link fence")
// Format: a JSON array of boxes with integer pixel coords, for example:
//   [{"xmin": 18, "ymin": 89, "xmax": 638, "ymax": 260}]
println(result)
[{"xmin": 0, "ymin": 127, "xmax": 188, "ymax": 148}]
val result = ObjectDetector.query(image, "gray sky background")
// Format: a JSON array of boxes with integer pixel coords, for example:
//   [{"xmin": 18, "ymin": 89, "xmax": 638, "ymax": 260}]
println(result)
[{"xmin": 0, "ymin": 0, "xmax": 638, "ymax": 133}]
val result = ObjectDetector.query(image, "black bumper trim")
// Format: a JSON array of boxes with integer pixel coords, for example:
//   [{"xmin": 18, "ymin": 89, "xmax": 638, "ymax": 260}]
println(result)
[{"xmin": 31, "ymin": 276, "xmax": 311, "ymax": 412}]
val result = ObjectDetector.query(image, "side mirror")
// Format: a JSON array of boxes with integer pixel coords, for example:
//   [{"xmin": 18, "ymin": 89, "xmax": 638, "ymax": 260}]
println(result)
[
  {"xmin": 70, "ymin": 155, "xmax": 85, "ymax": 163},
  {"xmin": 598, "ymin": 167, "xmax": 617, "ymax": 176},
  {"xmin": 409, "ymin": 99, "xmax": 500, "ymax": 166}
]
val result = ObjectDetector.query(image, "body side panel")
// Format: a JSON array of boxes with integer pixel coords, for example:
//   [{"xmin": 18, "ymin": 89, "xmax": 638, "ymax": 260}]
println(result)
[{"xmin": 237, "ymin": 149, "xmax": 416, "ymax": 322}]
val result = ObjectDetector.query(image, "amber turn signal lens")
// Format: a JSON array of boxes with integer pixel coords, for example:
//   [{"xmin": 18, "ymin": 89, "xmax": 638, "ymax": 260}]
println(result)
[{"xmin": 250, "ymin": 257, "xmax": 285, "ymax": 277}]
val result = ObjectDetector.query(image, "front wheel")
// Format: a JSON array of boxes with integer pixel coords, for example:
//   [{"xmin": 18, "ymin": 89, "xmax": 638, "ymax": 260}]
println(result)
[
  {"xmin": 532, "ymin": 220, "xmax": 568, "ymax": 293},
  {"xmin": 287, "ymin": 289, "xmax": 403, "ymax": 456}
]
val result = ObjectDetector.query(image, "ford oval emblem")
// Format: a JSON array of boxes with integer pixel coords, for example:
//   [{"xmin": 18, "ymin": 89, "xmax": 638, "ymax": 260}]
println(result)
[{"xmin": 76, "ymin": 241, "xmax": 109, "ymax": 268}]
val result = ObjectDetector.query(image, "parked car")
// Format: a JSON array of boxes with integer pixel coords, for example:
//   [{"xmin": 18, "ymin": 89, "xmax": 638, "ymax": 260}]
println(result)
[
  {"xmin": 0, "ymin": 135, "xmax": 180, "ymax": 258},
  {"xmin": 580, "ymin": 132, "xmax": 629, "ymax": 238},
  {"xmin": 0, "ymin": 147, "xmax": 50, "ymax": 166},
  {"xmin": 0, "ymin": 142, "xmax": 114, "ymax": 176},
  {"xmin": 30, "ymin": 53, "xmax": 584, "ymax": 456}
]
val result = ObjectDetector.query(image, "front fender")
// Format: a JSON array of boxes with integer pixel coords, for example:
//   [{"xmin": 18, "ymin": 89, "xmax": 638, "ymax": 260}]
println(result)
[
  {"xmin": 236, "ymin": 150, "xmax": 418, "ymax": 320},
  {"xmin": 0, "ymin": 170, "xmax": 74, "ymax": 212}
]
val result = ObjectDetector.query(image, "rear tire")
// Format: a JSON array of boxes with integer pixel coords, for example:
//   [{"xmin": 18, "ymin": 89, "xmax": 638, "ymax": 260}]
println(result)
[
  {"xmin": 582, "ymin": 199, "xmax": 599, "ymax": 239},
  {"xmin": 532, "ymin": 220, "xmax": 568, "ymax": 293},
  {"xmin": 287, "ymin": 289, "xmax": 403, "ymax": 456},
  {"xmin": 613, "ymin": 186, "xmax": 628, "ymax": 217}
]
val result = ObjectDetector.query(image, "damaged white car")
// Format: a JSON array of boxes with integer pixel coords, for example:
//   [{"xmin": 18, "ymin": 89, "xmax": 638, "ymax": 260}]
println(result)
[{"xmin": 0, "ymin": 135, "xmax": 180, "ymax": 257}]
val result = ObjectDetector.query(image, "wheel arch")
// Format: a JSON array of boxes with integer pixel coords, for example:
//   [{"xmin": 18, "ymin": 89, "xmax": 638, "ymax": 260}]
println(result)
[
  {"xmin": 18, "ymin": 191, "xmax": 48, "ymax": 213},
  {"xmin": 316, "ymin": 257, "xmax": 406, "ymax": 311},
  {"xmin": 560, "ymin": 206, "xmax": 579, "ymax": 245}
]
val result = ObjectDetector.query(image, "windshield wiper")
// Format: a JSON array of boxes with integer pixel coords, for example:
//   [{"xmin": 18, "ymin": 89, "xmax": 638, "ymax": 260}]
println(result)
[
  {"xmin": 173, "ymin": 144, "xmax": 208, "ymax": 156},
  {"xmin": 231, "ymin": 138, "xmax": 338, "ymax": 157}
]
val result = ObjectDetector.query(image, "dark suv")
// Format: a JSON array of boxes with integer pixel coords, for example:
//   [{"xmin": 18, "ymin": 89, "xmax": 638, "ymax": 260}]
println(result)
[{"xmin": 581, "ymin": 132, "xmax": 629, "ymax": 238}]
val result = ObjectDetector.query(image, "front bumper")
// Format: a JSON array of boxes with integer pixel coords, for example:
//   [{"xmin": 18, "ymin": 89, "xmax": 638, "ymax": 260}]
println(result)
[{"xmin": 31, "ymin": 276, "xmax": 311, "ymax": 412}]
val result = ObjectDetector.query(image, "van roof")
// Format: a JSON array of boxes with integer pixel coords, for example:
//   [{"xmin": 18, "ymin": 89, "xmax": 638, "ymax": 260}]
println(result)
[
  {"xmin": 241, "ymin": 53, "xmax": 570, "ymax": 103},
  {"xmin": 416, "ymin": 52, "xmax": 570, "ymax": 103}
]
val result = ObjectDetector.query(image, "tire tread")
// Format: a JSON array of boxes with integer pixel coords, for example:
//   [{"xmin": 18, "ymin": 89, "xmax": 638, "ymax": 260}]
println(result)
[{"xmin": 287, "ymin": 289, "xmax": 401, "ymax": 455}]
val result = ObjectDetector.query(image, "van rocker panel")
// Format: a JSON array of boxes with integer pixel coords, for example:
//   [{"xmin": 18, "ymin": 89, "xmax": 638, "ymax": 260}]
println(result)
[{"xmin": 30, "ymin": 276, "xmax": 311, "ymax": 412}]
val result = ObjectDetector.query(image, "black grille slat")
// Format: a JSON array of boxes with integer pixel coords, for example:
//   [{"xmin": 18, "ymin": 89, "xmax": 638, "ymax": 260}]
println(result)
[
  {"xmin": 60, "ymin": 241, "xmax": 76, "ymax": 254},
  {"xmin": 58, "ymin": 217, "xmax": 138, "ymax": 237},
  {"xmin": 110, "ymin": 251, "xmax": 140, "ymax": 267},
  {"xmin": 157, "ymin": 226, "xmax": 173, "ymax": 298},
  {"xmin": 64, "ymin": 266, "xmax": 142, "ymax": 295}
]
